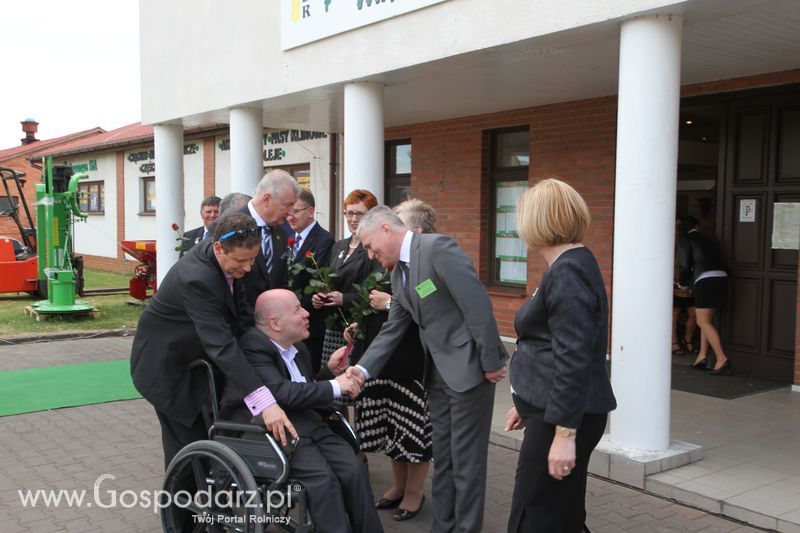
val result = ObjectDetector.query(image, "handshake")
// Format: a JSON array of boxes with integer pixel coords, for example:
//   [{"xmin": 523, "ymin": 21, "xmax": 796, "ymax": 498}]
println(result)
[{"xmin": 327, "ymin": 343, "xmax": 367, "ymax": 398}]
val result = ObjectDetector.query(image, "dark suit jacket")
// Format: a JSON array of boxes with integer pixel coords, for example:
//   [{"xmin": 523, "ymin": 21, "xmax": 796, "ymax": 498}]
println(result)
[
  {"xmin": 289, "ymin": 222, "xmax": 335, "ymax": 340},
  {"xmin": 219, "ymin": 329, "xmax": 336, "ymax": 436},
  {"xmin": 130, "ymin": 240, "xmax": 262, "ymax": 427},
  {"xmin": 236, "ymin": 205, "xmax": 290, "ymax": 308},
  {"xmin": 179, "ymin": 226, "xmax": 206, "ymax": 257},
  {"xmin": 326, "ymin": 237, "xmax": 382, "ymax": 330},
  {"xmin": 358, "ymin": 232, "xmax": 507, "ymax": 392},
  {"xmin": 509, "ymin": 247, "xmax": 616, "ymax": 429}
]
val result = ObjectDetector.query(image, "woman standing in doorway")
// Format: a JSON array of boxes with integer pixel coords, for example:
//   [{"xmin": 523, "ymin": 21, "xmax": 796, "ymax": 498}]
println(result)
[{"xmin": 677, "ymin": 215, "xmax": 731, "ymax": 375}]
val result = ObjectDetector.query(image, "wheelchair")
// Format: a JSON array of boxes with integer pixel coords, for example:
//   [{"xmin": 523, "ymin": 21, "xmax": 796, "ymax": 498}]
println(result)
[{"xmin": 161, "ymin": 360, "xmax": 360, "ymax": 533}]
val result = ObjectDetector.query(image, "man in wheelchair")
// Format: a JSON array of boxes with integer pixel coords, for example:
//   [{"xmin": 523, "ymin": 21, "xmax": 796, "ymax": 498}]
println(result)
[{"xmin": 220, "ymin": 289, "xmax": 384, "ymax": 533}]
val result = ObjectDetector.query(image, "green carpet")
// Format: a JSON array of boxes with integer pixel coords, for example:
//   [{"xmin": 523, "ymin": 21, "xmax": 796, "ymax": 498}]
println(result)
[{"xmin": 0, "ymin": 359, "xmax": 141, "ymax": 417}]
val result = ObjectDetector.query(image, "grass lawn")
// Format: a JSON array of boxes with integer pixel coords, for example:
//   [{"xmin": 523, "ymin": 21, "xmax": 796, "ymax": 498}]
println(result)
[
  {"xmin": 0, "ymin": 269, "xmax": 142, "ymax": 338},
  {"xmin": 83, "ymin": 268, "xmax": 131, "ymax": 289}
]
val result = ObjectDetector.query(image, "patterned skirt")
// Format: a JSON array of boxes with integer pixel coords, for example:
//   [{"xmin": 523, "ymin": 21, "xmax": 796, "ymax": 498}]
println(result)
[
  {"xmin": 322, "ymin": 328, "xmax": 357, "ymax": 406},
  {"xmin": 356, "ymin": 378, "xmax": 433, "ymax": 463},
  {"xmin": 321, "ymin": 328, "xmax": 346, "ymax": 367}
]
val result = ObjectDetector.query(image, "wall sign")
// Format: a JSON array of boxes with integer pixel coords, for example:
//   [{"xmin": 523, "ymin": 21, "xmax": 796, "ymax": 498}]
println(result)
[
  {"xmin": 217, "ymin": 130, "xmax": 329, "ymax": 163},
  {"xmin": 772, "ymin": 202, "xmax": 800, "ymax": 250},
  {"xmin": 739, "ymin": 199, "xmax": 756, "ymax": 223},
  {"xmin": 282, "ymin": 0, "xmax": 449, "ymax": 50}
]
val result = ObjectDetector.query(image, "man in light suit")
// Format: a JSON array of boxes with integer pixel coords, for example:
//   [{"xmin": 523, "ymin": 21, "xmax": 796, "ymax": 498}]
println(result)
[
  {"xmin": 179, "ymin": 195, "xmax": 220, "ymax": 257},
  {"xmin": 219, "ymin": 289, "xmax": 383, "ymax": 533},
  {"xmin": 237, "ymin": 169, "xmax": 301, "ymax": 307},
  {"xmin": 286, "ymin": 188, "xmax": 335, "ymax": 373},
  {"xmin": 336, "ymin": 206, "xmax": 508, "ymax": 533}
]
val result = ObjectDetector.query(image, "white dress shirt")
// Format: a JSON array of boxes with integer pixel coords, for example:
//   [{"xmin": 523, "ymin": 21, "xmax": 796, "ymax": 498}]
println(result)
[{"xmin": 269, "ymin": 339, "xmax": 341, "ymax": 397}]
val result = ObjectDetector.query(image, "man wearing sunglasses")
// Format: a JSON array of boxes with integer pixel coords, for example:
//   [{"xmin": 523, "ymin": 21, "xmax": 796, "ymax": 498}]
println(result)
[{"xmin": 131, "ymin": 212, "xmax": 298, "ymax": 469}]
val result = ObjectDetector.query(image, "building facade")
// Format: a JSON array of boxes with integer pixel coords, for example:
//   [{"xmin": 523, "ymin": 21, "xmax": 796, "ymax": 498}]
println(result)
[
  {"xmin": 136, "ymin": 0, "xmax": 800, "ymax": 473},
  {"xmin": 37, "ymin": 123, "xmax": 336, "ymax": 272}
]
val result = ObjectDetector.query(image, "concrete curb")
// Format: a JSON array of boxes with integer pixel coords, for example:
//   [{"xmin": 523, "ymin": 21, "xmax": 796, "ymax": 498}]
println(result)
[{"xmin": 0, "ymin": 328, "xmax": 136, "ymax": 345}]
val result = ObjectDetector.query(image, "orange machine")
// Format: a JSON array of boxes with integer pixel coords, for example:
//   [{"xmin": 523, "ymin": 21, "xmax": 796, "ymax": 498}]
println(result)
[
  {"xmin": 120, "ymin": 239, "xmax": 157, "ymax": 300},
  {"xmin": 0, "ymin": 236, "xmax": 37, "ymax": 293}
]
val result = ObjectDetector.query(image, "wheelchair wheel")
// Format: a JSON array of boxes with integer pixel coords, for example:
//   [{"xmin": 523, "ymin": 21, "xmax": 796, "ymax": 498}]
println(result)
[{"xmin": 162, "ymin": 440, "xmax": 264, "ymax": 533}]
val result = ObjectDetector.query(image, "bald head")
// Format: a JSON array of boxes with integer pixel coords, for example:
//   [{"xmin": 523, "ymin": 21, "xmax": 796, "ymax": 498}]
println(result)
[{"xmin": 254, "ymin": 289, "xmax": 309, "ymax": 346}]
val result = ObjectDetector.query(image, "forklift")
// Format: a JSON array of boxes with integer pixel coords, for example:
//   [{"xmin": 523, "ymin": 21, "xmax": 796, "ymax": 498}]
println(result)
[{"xmin": 0, "ymin": 158, "xmax": 94, "ymax": 315}]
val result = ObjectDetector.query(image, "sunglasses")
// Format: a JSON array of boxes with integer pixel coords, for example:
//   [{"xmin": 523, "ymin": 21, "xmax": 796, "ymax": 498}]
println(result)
[{"xmin": 218, "ymin": 227, "xmax": 260, "ymax": 242}]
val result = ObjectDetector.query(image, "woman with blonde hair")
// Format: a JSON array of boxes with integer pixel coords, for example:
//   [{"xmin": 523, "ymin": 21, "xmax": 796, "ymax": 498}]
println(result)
[{"xmin": 505, "ymin": 178, "xmax": 616, "ymax": 533}]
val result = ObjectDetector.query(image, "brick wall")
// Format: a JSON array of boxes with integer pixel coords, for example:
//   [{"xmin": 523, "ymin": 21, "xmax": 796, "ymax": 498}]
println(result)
[
  {"xmin": 796, "ymin": 252, "xmax": 800, "ymax": 386},
  {"xmin": 387, "ymin": 69, "xmax": 800, "ymax": 385},
  {"xmin": 203, "ymin": 138, "xmax": 215, "ymax": 197},
  {"xmin": 386, "ymin": 97, "xmax": 618, "ymax": 338}
]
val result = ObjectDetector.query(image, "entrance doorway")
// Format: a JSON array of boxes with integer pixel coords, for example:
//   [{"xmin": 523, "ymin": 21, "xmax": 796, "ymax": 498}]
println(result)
[
  {"xmin": 721, "ymin": 86, "xmax": 800, "ymax": 381},
  {"xmin": 677, "ymin": 85, "xmax": 800, "ymax": 382}
]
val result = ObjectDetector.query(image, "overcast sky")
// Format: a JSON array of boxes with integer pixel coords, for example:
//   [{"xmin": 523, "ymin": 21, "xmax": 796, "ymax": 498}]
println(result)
[{"xmin": 0, "ymin": 0, "xmax": 140, "ymax": 149}]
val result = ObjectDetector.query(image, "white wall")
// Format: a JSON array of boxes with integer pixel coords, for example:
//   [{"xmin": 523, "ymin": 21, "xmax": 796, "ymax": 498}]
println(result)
[
  {"xmin": 140, "ymin": 0, "xmax": 682, "ymax": 125},
  {"xmin": 215, "ymin": 130, "xmax": 333, "ymax": 228},
  {"xmin": 66, "ymin": 153, "xmax": 118, "ymax": 258},
  {"xmin": 182, "ymin": 141, "xmax": 205, "ymax": 230},
  {"xmin": 124, "ymin": 146, "xmax": 158, "ymax": 241},
  {"xmin": 123, "ymin": 143, "xmax": 206, "ymax": 242}
]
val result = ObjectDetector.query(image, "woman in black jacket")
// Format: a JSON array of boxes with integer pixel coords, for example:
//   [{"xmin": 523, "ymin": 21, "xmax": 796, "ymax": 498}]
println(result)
[
  {"xmin": 312, "ymin": 189, "xmax": 380, "ymax": 364},
  {"xmin": 504, "ymin": 178, "xmax": 616, "ymax": 533},
  {"xmin": 677, "ymin": 215, "xmax": 730, "ymax": 374}
]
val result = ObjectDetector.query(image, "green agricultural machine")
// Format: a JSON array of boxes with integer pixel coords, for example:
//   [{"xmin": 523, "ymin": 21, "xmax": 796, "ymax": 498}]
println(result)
[{"xmin": 30, "ymin": 157, "xmax": 94, "ymax": 315}]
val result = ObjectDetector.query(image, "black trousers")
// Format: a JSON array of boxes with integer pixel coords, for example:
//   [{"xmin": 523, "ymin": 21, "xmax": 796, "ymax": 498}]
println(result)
[
  {"xmin": 288, "ymin": 423, "xmax": 383, "ymax": 533},
  {"xmin": 155, "ymin": 409, "xmax": 209, "ymax": 469},
  {"xmin": 507, "ymin": 395, "xmax": 607, "ymax": 533}
]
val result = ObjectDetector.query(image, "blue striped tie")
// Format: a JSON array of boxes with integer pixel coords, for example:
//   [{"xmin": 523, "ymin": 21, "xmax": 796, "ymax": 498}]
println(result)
[
  {"xmin": 261, "ymin": 226, "xmax": 273, "ymax": 276},
  {"xmin": 293, "ymin": 234, "xmax": 302, "ymax": 255}
]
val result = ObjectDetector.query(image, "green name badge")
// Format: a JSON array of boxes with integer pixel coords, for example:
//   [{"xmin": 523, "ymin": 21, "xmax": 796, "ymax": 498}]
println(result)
[{"xmin": 415, "ymin": 278, "xmax": 437, "ymax": 299}]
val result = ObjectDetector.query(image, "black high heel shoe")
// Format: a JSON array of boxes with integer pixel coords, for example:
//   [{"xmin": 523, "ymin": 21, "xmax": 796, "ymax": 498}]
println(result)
[
  {"xmin": 375, "ymin": 496, "xmax": 403, "ymax": 509},
  {"xmin": 708, "ymin": 360, "xmax": 731, "ymax": 375},
  {"xmin": 682, "ymin": 339, "xmax": 697, "ymax": 354},
  {"xmin": 690, "ymin": 358, "xmax": 707, "ymax": 370},
  {"xmin": 393, "ymin": 495, "xmax": 425, "ymax": 521}
]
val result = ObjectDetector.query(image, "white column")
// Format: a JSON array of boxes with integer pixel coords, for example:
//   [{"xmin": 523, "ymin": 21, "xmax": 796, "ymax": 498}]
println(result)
[
  {"xmin": 230, "ymin": 107, "xmax": 264, "ymax": 194},
  {"xmin": 344, "ymin": 82, "xmax": 385, "ymax": 205},
  {"xmin": 610, "ymin": 15, "xmax": 683, "ymax": 451},
  {"xmin": 154, "ymin": 124, "xmax": 184, "ymax": 286}
]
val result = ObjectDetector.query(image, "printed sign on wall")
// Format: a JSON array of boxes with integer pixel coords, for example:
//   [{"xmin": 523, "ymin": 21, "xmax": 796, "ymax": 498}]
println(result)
[
  {"xmin": 739, "ymin": 198, "xmax": 756, "ymax": 223},
  {"xmin": 282, "ymin": 0, "xmax": 449, "ymax": 50}
]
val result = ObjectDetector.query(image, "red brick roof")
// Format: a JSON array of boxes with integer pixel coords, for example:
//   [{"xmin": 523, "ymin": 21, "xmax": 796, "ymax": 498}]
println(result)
[
  {"xmin": 39, "ymin": 122, "xmax": 154, "ymax": 158},
  {"xmin": 0, "ymin": 127, "xmax": 105, "ymax": 162},
  {"xmin": 39, "ymin": 122, "xmax": 229, "ymax": 159}
]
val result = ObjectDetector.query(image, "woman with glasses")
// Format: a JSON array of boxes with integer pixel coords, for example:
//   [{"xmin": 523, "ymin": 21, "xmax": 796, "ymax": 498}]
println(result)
[{"xmin": 312, "ymin": 189, "xmax": 381, "ymax": 369}]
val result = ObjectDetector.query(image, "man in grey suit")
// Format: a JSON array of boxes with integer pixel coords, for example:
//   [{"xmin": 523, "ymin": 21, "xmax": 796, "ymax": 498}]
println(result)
[{"xmin": 337, "ymin": 206, "xmax": 508, "ymax": 533}]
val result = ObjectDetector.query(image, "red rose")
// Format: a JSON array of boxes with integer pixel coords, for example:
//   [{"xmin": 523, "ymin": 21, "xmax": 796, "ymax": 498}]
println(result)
[
  {"xmin": 305, "ymin": 251, "xmax": 313, "ymax": 258},
  {"xmin": 287, "ymin": 237, "xmax": 296, "ymax": 246},
  {"xmin": 171, "ymin": 223, "xmax": 179, "ymax": 231}
]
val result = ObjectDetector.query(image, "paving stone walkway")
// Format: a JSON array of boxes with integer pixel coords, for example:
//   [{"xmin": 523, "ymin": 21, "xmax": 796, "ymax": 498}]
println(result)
[{"xmin": 0, "ymin": 337, "xmax": 765, "ymax": 532}]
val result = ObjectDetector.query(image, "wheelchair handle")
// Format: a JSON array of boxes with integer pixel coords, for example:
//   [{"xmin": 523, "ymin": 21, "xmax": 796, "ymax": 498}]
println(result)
[{"xmin": 189, "ymin": 359, "xmax": 219, "ymax": 422}]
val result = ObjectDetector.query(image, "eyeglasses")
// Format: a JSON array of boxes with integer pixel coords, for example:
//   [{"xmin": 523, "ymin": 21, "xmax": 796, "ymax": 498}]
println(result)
[
  {"xmin": 289, "ymin": 206, "xmax": 312, "ymax": 216},
  {"xmin": 343, "ymin": 211, "xmax": 367, "ymax": 220},
  {"xmin": 218, "ymin": 227, "xmax": 259, "ymax": 242}
]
